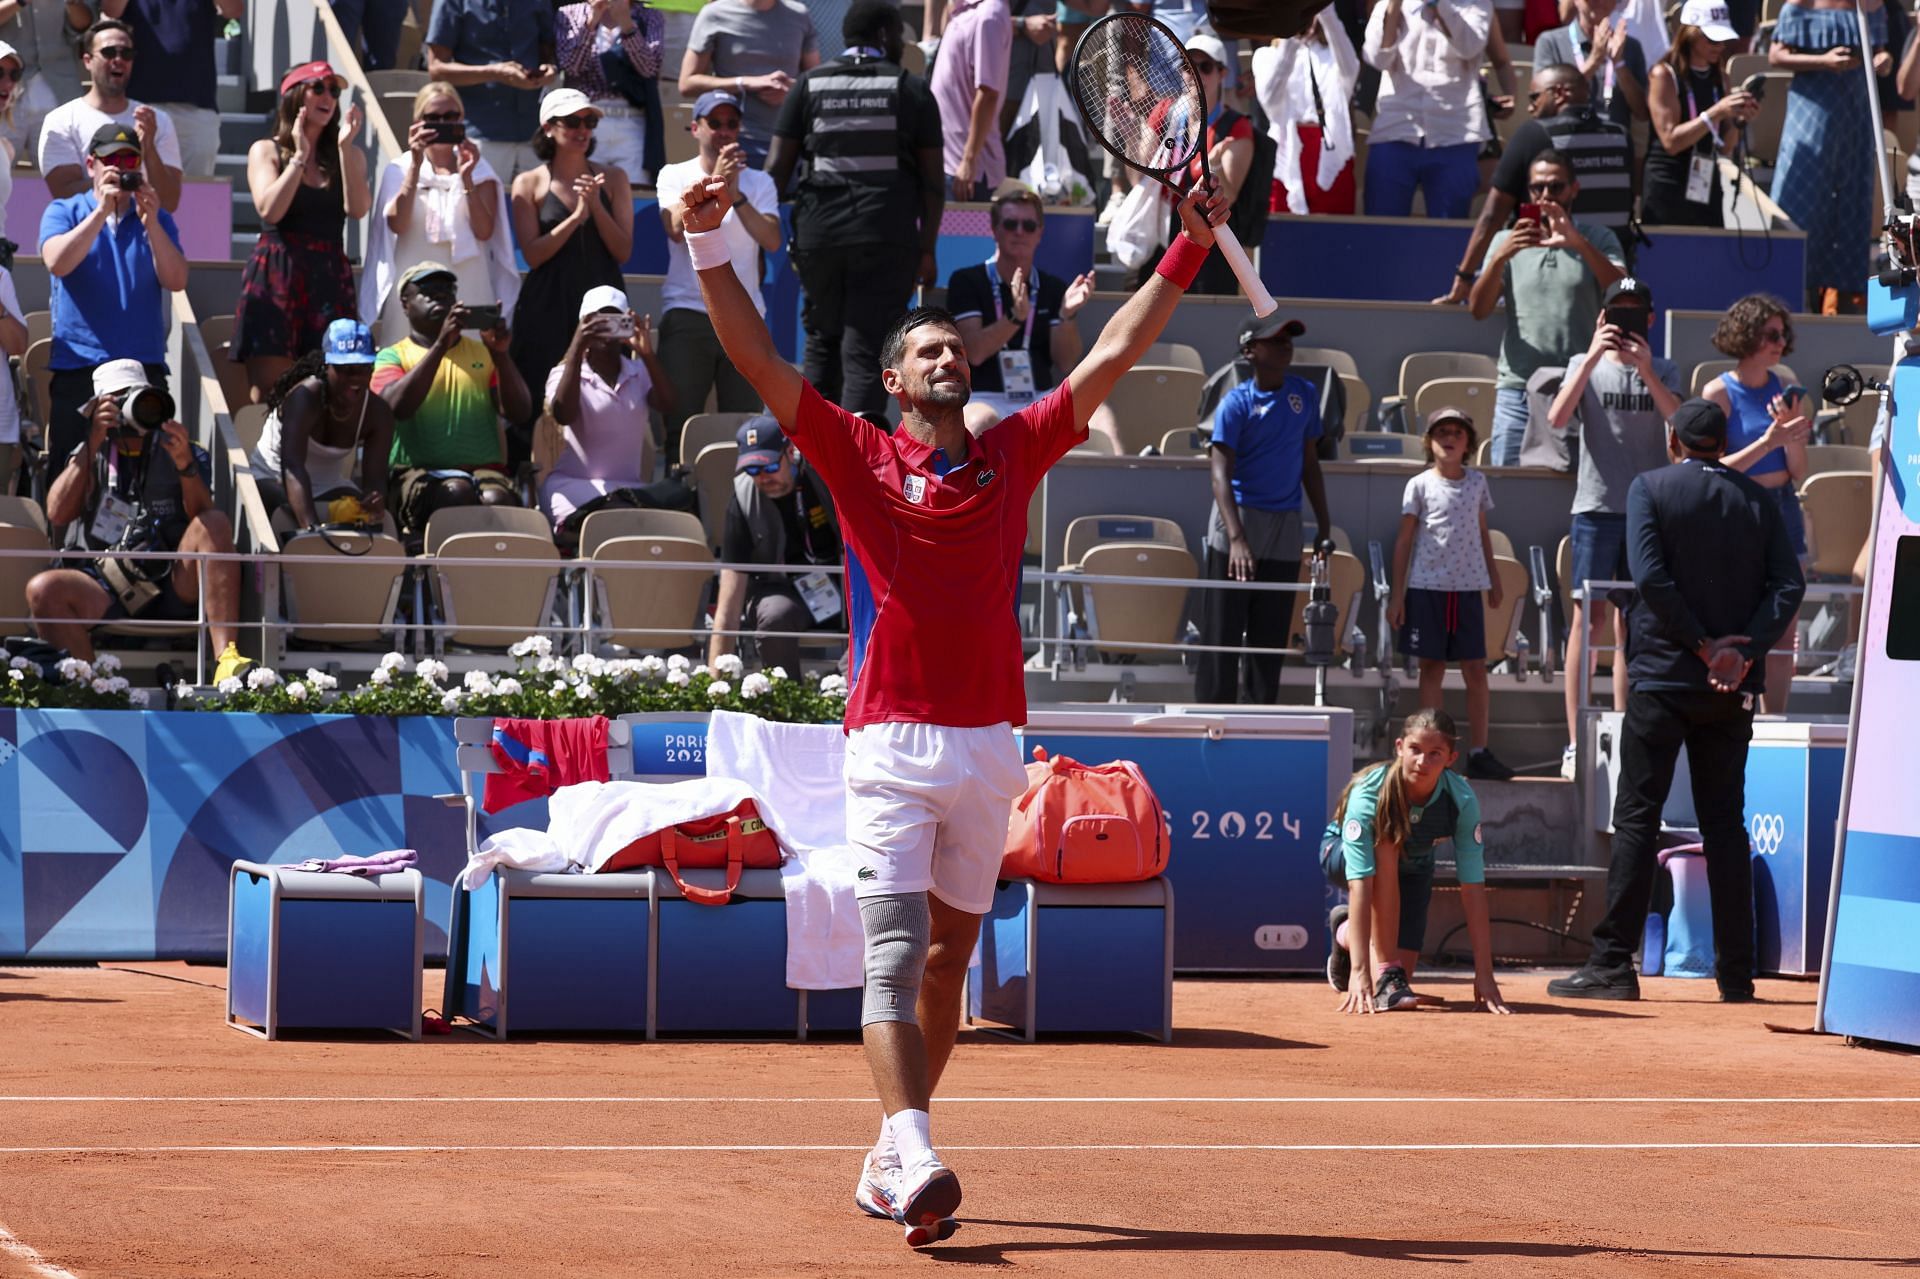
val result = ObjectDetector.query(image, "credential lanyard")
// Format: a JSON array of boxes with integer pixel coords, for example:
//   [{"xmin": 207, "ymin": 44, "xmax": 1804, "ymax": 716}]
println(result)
[
  {"xmin": 985, "ymin": 253, "xmax": 1036, "ymax": 350},
  {"xmin": 1683, "ymin": 80, "xmax": 1721, "ymax": 149}
]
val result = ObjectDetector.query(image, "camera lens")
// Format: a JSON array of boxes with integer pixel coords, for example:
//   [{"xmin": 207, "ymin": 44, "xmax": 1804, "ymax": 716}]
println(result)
[
  {"xmin": 122, "ymin": 386, "xmax": 174, "ymax": 430},
  {"xmin": 1822, "ymin": 364, "xmax": 1864, "ymax": 407}
]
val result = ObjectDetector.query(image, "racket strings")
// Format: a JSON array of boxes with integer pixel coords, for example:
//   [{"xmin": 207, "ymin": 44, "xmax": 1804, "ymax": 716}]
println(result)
[{"xmin": 1071, "ymin": 19, "xmax": 1204, "ymax": 176}]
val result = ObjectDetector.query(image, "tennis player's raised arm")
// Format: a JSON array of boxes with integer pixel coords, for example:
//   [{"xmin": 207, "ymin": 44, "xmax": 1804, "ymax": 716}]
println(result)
[
  {"xmin": 683, "ymin": 173, "xmax": 803, "ymax": 426},
  {"xmin": 1064, "ymin": 186, "xmax": 1228, "ymax": 434}
]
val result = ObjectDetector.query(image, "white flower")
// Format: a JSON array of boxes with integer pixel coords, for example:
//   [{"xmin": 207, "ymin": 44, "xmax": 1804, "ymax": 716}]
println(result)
[
  {"xmin": 536, "ymin": 655, "xmax": 563, "ymax": 674},
  {"xmin": 95, "ymin": 653, "xmax": 122, "ymax": 674},
  {"xmin": 246, "ymin": 667, "xmax": 280, "ymax": 690},
  {"xmin": 286, "ymin": 682, "xmax": 308, "ymax": 702},
  {"xmin": 666, "ymin": 669, "xmax": 690, "ymax": 687},
  {"xmin": 463, "ymin": 669, "xmax": 493, "ymax": 693},
  {"xmin": 706, "ymin": 680, "xmax": 731, "ymax": 700},
  {"xmin": 770, "ymin": 666, "xmax": 789, "ymax": 681},
  {"xmin": 105, "ymin": 676, "xmax": 129, "ymax": 694},
  {"xmin": 217, "ymin": 676, "xmax": 243, "ymax": 695},
  {"xmin": 304, "ymin": 668, "xmax": 338, "ymax": 692},
  {"xmin": 509, "ymin": 635, "xmax": 553, "ymax": 659},
  {"xmin": 571, "ymin": 653, "xmax": 603, "ymax": 675},
  {"xmin": 369, "ymin": 667, "xmax": 392, "ymax": 686},
  {"xmin": 550, "ymin": 681, "xmax": 569, "ymax": 696},
  {"xmin": 174, "ymin": 682, "xmax": 196, "ymax": 701},
  {"xmin": 667, "ymin": 653, "xmax": 691, "ymax": 673},
  {"xmin": 441, "ymin": 690, "xmax": 464, "ymax": 712},
  {"xmin": 740, "ymin": 673, "xmax": 771, "ymax": 699},
  {"xmin": 494, "ymin": 677, "xmax": 523, "ymax": 696},
  {"xmin": 56, "ymin": 657, "xmax": 92, "ymax": 683},
  {"xmin": 379, "ymin": 651, "xmax": 408, "ymax": 671},
  {"xmin": 712, "ymin": 653, "xmax": 744, "ymax": 679},
  {"xmin": 416, "ymin": 658, "xmax": 449, "ymax": 684},
  {"xmin": 693, "ymin": 664, "xmax": 710, "ymax": 678},
  {"xmin": 638, "ymin": 655, "xmax": 666, "ymax": 678},
  {"xmin": 8, "ymin": 655, "xmax": 28, "ymax": 670},
  {"xmin": 819, "ymin": 674, "xmax": 848, "ymax": 697},
  {"xmin": 127, "ymin": 689, "xmax": 150, "ymax": 708},
  {"xmin": 91, "ymin": 677, "xmax": 110, "ymax": 693},
  {"xmin": 573, "ymin": 682, "xmax": 596, "ymax": 698},
  {"xmin": 7, "ymin": 669, "xmax": 22, "ymax": 683}
]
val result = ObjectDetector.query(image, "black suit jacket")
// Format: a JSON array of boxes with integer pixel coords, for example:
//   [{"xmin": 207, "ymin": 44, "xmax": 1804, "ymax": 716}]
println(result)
[{"xmin": 1622, "ymin": 458, "xmax": 1806, "ymax": 693}]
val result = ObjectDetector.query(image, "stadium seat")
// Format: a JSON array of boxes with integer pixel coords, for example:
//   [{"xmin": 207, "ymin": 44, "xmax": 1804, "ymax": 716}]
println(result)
[
  {"xmin": 367, "ymin": 68, "xmax": 430, "ymax": 96},
  {"xmin": 663, "ymin": 102, "xmax": 698, "ymax": 164},
  {"xmin": 1724, "ymin": 51, "xmax": 1769, "ymax": 84},
  {"xmin": 1800, "ymin": 471, "xmax": 1873, "ymax": 578},
  {"xmin": 1057, "ymin": 515, "xmax": 1194, "ymax": 659},
  {"xmin": 679, "ymin": 411, "xmax": 758, "ymax": 468},
  {"xmin": 1157, "ymin": 426, "xmax": 1208, "ymax": 457},
  {"xmin": 587, "ymin": 534, "xmax": 715, "ymax": 650},
  {"xmin": 23, "ymin": 310, "xmax": 51, "ymax": 347},
  {"xmin": 1076, "ymin": 428, "xmax": 1120, "ymax": 455},
  {"xmin": 211, "ymin": 338, "xmax": 254, "ymax": 413},
  {"xmin": 1689, "ymin": 360, "xmax": 1801, "ymax": 399},
  {"xmin": 692, "ymin": 441, "xmax": 737, "ymax": 553},
  {"xmin": 1337, "ymin": 373, "xmax": 1371, "ymax": 435},
  {"xmin": 278, "ymin": 528, "xmax": 406, "ymax": 646},
  {"xmin": 577, "ymin": 508, "xmax": 708, "ymax": 557},
  {"xmin": 21, "ymin": 338, "xmax": 51, "ymax": 431},
  {"xmin": 424, "ymin": 506, "xmax": 562, "ymax": 650},
  {"xmin": 1803, "ymin": 444, "xmax": 1870, "ymax": 478},
  {"xmin": 1379, "ymin": 351, "xmax": 1499, "ymax": 430},
  {"xmin": 1341, "ymin": 431, "xmax": 1427, "ymax": 462},
  {"xmin": 0, "ymin": 496, "xmax": 51, "ymax": 632},
  {"xmin": 1101, "ymin": 365, "xmax": 1205, "ymax": 454},
  {"xmin": 1412, "ymin": 376, "xmax": 1497, "ymax": 430},
  {"xmin": 1060, "ymin": 514, "xmax": 1188, "ymax": 568},
  {"xmin": 1294, "ymin": 345, "xmax": 1359, "ymax": 379},
  {"xmin": 198, "ymin": 313, "xmax": 235, "ymax": 357},
  {"xmin": 1742, "ymin": 73, "xmax": 1790, "ymax": 164},
  {"xmin": 1144, "ymin": 341, "xmax": 1204, "ymax": 372},
  {"xmin": 230, "ymin": 403, "xmax": 270, "ymax": 457},
  {"xmin": 1485, "ymin": 533, "xmax": 1529, "ymax": 659}
]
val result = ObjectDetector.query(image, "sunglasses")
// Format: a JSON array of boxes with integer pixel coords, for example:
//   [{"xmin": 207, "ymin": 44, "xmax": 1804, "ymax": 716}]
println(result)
[
  {"xmin": 1190, "ymin": 58, "xmax": 1223, "ymax": 74},
  {"xmin": 421, "ymin": 110, "xmax": 463, "ymax": 123},
  {"xmin": 702, "ymin": 113, "xmax": 742, "ymax": 130},
  {"xmin": 554, "ymin": 114, "xmax": 598, "ymax": 130},
  {"xmin": 740, "ymin": 461, "xmax": 782, "ymax": 476},
  {"xmin": 0, "ymin": 66, "xmax": 22, "ymax": 84},
  {"xmin": 96, "ymin": 151, "xmax": 141, "ymax": 169},
  {"xmin": 999, "ymin": 217, "xmax": 1039, "ymax": 233},
  {"xmin": 304, "ymin": 79, "xmax": 338, "ymax": 97},
  {"xmin": 1760, "ymin": 326, "xmax": 1787, "ymax": 343},
  {"xmin": 93, "ymin": 45, "xmax": 135, "ymax": 62},
  {"xmin": 1528, "ymin": 179, "xmax": 1568, "ymax": 195}
]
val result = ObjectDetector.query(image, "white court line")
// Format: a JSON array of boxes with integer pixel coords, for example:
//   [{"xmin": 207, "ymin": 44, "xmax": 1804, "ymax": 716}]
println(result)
[
  {"xmin": 0, "ymin": 1142, "xmax": 1916, "ymax": 1154},
  {"xmin": 0, "ymin": 1223, "xmax": 80, "ymax": 1279},
  {"xmin": 2, "ymin": 1095, "xmax": 1918, "ymax": 1105}
]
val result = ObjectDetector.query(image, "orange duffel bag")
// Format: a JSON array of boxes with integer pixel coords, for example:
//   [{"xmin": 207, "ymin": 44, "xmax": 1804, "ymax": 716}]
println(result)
[
  {"xmin": 599, "ymin": 799, "xmax": 783, "ymax": 905},
  {"xmin": 1001, "ymin": 747, "xmax": 1169, "ymax": 884}
]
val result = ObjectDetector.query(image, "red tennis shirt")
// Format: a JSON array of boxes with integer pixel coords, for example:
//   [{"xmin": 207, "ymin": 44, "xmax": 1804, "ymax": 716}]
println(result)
[{"xmin": 785, "ymin": 380, "xmax": 1085, "ymax": 732}]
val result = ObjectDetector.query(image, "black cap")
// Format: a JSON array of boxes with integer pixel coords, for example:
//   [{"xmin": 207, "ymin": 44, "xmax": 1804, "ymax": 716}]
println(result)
[
  {"xmin": 1239, "ymin": 314, "xmax": 1305, "ymax": 346},
  {"xmin": 1603, "ymin": 276, "xmax": 1653, "ymax": 306},
  {"xmin": 89, "ymin": 122, "xmax": 140, "ymax": 158},
  {"xmin": 1669, "ymin": 398, "xmax": 1727, "ymax": 452}
]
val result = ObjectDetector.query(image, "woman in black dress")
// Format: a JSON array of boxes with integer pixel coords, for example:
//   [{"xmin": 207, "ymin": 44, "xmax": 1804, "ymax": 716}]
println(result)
[
  {"xmin": 233, "ymin": 60, "xmax": 373, "ymax": 403},
  {"xmin": 507, "ymin": 87, "xmax": 635, "ymax": 469}
]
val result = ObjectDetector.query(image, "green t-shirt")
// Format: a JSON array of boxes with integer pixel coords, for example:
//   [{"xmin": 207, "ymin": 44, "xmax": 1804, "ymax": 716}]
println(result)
[
  {"xmin": 1323, "ymin": 764, "xmax": 1485, "ymax": 883},
  {"xmin": 372, "ymin": 336, "xmax": 503, "ymax": 470},
  {"xmin": 1489, "ymin": 222, "xmax": 1625, "ymax": 390}
]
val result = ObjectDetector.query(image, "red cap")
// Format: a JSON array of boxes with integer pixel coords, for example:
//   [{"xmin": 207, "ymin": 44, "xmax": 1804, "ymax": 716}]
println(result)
[{"xmin": 279, "ymin": 60, "xmax": 345, "ymax": 96}]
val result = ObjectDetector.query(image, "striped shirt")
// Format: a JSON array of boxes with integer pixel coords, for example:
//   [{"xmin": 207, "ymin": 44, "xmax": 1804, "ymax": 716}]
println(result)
[
  {"xmin": 774, "ymin": 53, "xmax": 942, "ymax": 251},
  {"xmin": 1492, "ymin": 109, "xmax": 1635, "ymax": 232}
]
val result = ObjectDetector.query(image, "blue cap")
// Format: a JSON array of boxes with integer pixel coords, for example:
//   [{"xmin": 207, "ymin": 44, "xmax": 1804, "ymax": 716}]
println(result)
[
  {"xmin": 692, "ymin": 89, "xmax": 742, "ymax": 121},
  {"xmin": 323, "ymin": 318, "xmax": 376, "ymax": 366},
  {"xmin": 736, "ymin": 415, "xmax": 789, "ymax": 471}
]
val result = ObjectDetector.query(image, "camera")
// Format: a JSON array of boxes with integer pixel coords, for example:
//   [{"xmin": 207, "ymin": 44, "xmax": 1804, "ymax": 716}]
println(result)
[
  {"xmin": 110, "ymin": 384, "xmax": 175, "ymax": 437},
  {"xmin": 117, "ymin": 169, "xmax": 144, "ymax": 193},
  {"xmin": 1741, "ymin": 72, "xmax": 1767, "ymax": 100}
]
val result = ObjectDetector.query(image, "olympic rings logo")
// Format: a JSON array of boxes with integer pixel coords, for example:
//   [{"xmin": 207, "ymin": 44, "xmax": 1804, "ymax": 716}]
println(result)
[{"xmin": 1749, "ymin": 813, "xmax": 1787, "ymax": 856}]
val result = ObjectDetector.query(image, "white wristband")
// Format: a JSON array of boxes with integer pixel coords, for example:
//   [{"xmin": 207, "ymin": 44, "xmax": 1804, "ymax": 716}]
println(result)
[{"xmin": 686, "ymin": 227, "xmax": 732, "ymax": 272}]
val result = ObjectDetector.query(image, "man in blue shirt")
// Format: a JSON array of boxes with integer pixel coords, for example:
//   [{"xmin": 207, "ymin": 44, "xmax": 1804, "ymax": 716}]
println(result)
[
  {"xmin": 1194, "ymin": 312, "xmax": 1333, "ymax": 704},
  {"xmin": 38, "ymin": 121, "xmax": 187, "ymax": 495},
  {"xmin": 425, "ymin": 0, "xmax": 558, "ymax": 181}
]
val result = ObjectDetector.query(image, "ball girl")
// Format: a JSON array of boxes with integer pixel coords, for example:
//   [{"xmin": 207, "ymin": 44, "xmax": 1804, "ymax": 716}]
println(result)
[{"xmin": 1321, "ymin": 708, "xmax": 1511, "ymax": 1014}]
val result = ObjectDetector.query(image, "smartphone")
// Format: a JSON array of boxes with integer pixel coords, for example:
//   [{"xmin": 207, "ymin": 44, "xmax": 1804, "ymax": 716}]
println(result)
[
  {"xmin": 1604, "ymin": 304, "xmax": 1649, "ymax": 340},
  {"xmin": 427, "ymin": 120, "xmax": 466, "ymax": 144},
  {"xmin": 460, "ymin": 303, "xmax": 503, "ymax": 330},
  {"xmin": 1515, "ymin": 201, "xmax": 1542, "ymax": 226},
  {"xmin": 1781, "ymin": 384, "xmax": 1809, "ymax": 411},
  {"xmin": 1741, "ymin": 72, "xmax": 1767, "ymax": 100}
]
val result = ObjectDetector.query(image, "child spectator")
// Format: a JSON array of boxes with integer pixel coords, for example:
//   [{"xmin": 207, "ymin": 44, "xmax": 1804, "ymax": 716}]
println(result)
[
  {"xmin": 1322, "ymin": 707, "xmax": 1511, "ymax": 1014},
  {"xmin": 253, "ymin": 319, "xmax": 396, "ymax": 534},
  {"xmin": 542, "ymin": 285, "xmax": 672, "ymax": 540},
  {"xmin": 1194, "ymin": 312, "xmax": 1332, "ymax": 706},
  {"xmin": 1388, "ymin": 407, "xmax": 1514, "ymax": 780}
]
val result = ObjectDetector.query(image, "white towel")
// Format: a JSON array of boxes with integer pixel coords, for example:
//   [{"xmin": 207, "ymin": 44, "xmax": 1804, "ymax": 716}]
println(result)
[
  {"xmin": 547, "ymin": 776, "xmax": 771, "ymax": 873},
  {"xmin": 462, "ymin": 826, "xmax": 570, "ymax": 889},
  {"xmin": 703, "ymin": 710, "xmax": 866, "ymax": 990}
]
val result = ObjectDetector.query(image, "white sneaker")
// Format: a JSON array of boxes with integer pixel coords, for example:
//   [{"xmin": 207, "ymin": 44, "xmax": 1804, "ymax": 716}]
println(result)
[
  {"xmin": 853, "ymin": 1149, "xmax": 900, "ymax": 1220},
  {"xmin": 1560, "ymin": 744, "xmax": 1578, "ymax": 780},
  {"xmin": 895, "ymin": 1156, "xmax": 963, "ymax": 1247}
]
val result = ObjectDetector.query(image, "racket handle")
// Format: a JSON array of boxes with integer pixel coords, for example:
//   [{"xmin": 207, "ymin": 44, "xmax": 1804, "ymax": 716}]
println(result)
[{"xmin": 1212, "ymin": 223, "xmax": 1276, "ymax": 317}]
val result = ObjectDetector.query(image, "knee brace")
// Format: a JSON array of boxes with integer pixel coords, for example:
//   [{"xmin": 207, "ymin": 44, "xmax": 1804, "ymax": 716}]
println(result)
[{"xmin": 859, "ymin": 892, "xmax": 930, "ymax": 1027}]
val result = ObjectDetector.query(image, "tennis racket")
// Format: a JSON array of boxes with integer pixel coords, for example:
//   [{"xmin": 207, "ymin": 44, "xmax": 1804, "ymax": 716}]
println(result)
[{"xmin": 1068, "ymin": 12, "xmax": 1277, "ymax": 316}]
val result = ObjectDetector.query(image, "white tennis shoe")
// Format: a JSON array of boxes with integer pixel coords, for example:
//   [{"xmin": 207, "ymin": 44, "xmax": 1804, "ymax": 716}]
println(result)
[
  {"xmin": 894, "ymin": 1156, "xmax": 963, "ymax": 1248},
  {"xmin": 853, "ymin": 1149, "xmax": 899, "ymax": 1220}
]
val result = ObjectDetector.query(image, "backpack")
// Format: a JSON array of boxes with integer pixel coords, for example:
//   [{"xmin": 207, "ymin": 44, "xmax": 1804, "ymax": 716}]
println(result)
[
  {"xmin": 1218, "ymin": 106, "xmax": 1277, "ymax": 251},
  {"xmin": 1000, "ymin": 747, "xmax": 1170, "ymax": 884}
]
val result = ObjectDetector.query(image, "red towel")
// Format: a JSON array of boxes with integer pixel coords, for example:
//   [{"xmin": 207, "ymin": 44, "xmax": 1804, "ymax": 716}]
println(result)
[{"xmin": 482, "ymin": 716, "xmax": 612, "ymax": 813}]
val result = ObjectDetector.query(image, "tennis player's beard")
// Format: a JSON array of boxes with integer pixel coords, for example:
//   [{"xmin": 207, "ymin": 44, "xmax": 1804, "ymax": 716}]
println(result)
[{"xmin": 920, "ymin": 382, "xmax": 970, "ymax": 410}]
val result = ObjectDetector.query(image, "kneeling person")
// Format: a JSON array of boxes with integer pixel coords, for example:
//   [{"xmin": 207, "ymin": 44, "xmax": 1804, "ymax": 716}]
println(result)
[
  {"xmin": 27, "ymin": 361, "xmax": 245, "ymax": 678},
  {"xmin": 708, "ymin": 415, "xmax": 844, "ymax": 673},
  {"xmin": 255, "ymin": 319, "xmax": 396, "ymax": 534},
  {"xmin": 372, "ymin": 260, "xmax": 532, "ymax": 536}
]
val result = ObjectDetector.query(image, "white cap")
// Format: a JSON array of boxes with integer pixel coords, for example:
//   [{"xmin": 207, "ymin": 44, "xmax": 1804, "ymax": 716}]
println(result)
[
  {"xmin": 92, "ymin": 359, "xmax": 152, "ymax": 400},
  {"xmin": 578, "ymin": 284, "xmax": 630, "ymax": 318},
  {"xmin": 538, "ymin": 87, "xmax": 599, "ymax": 125},
  {"xmin": 1679, "ymin": 0, "xmax": 1740, "ymax": 42},
  {"xmin": 1185, "ymin": 33, "xmax": 1229, "ymax": 67},
  {"xmin": 0, "ymin": 41, "xmax": 19, "ymax": 65}
]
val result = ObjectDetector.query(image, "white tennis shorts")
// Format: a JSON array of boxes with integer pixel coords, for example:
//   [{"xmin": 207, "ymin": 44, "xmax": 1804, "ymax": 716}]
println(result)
[{"xmin": 844, "ymin": 721, "xmax": 1030, "ymax": 915}]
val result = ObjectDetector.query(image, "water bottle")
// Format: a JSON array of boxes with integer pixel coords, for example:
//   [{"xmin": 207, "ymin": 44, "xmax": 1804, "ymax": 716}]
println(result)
[{"xmin": 1303, "ymin": 554, "xmax": 1337, "ymax": 667}]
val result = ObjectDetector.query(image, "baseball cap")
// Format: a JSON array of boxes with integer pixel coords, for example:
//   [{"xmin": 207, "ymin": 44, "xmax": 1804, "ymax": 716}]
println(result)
[
  {"xmin": 398, "ymin": 260, "xmax": 457, "ymax": 289},
  {"xmin": 1678, "ymin": 0, "xmax": 1740, "ymax": 42},
  {"xmin": 539, "ymin": 88, "xmax": 599, "ymax": 125},
  {"xmin": 1239, "ymin": 314, "xmax": 1305, "ymax": 346},
  {"xmin": 692, "ymin": 89, "xmax": 743, "ymax": 120},
  {"xmin": 322, "ymin": 318, "xmax": 376, "ymax": 366},
  {"xmin": 736, "ymin": 416, "xmax": 789, "ymax": 472},
  {"xmin": 92, "ymin": 359, "xmax": 152, "ymax": 400},
  {"xmin": 88, "ymin": 122, "xmax": 140, "ymax": 158},
  {"xmin": 1185, "ymin": 34, "xmax": 1229, "ymax": 67},
  {"xmin": 279, "ymin": 60, "xmax": 346, "ymax": 97},
  {"xmin": 1424, "ymin": 405, "xmax": 1474, "ymax": 431},
  {"xmin": 1604, "ymin": 277, "xmax": 1653, "ymax": 306},
  {"xmin": 578, "ymin": 285, "xmax": 630, "ymax": 319},
  {"xmin": 0, "ymin": 41, "xmax": 20, "ymax": 67},
  {"xmin": 1669, "ymin": 397, "xmax": 1729, "ymax": 451}
]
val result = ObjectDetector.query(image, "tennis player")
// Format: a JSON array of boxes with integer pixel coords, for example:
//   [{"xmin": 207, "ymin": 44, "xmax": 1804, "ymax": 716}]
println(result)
[{"xmin": 681, "ymin": 171, "xmax": 1228, "ymax": 1246}]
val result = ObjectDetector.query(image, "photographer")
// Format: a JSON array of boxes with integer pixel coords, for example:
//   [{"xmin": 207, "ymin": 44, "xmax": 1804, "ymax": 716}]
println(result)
[
  {"xmin": 25, "ymin": 361, "xmax": 244, "ymax": 677},
  {"xmin": 254, "ymin": 319, "xmax": 396, "ymax": 535},
  {"xmin": 541, "ymin": 285, "xmax": 672, "ymax": 542},
  {"xmin": 38, "ymin": 121, "xmax": 187, "ymax": 484},
  {"xmin": 371, "ymin": 261, "xmax": 532, "ymax": 537}
]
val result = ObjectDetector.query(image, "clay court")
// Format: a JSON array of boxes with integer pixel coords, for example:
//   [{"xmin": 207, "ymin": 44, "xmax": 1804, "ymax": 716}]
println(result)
[{"xmin": 2, "ymin": 963, "xmax": 1915, "ymax": 1278}]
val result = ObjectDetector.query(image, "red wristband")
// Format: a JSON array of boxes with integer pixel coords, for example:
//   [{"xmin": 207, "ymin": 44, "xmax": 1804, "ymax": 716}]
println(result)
[{"xmin": 1155, "ymin": 234, "xmax": 1210, "ymax": 290}]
